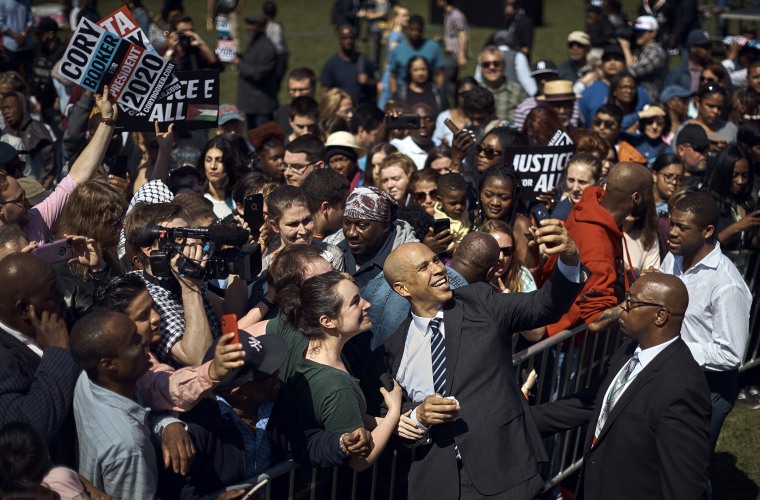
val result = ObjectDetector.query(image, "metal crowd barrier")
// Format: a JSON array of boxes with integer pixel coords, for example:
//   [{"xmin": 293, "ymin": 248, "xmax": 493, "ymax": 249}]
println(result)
[{"xmin": 222, "ymin": 249, "xmax": 760, "ymax": 499}]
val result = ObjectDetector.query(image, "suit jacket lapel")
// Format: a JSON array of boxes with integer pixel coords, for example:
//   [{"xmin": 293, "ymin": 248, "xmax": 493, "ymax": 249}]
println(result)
[
  {"xmin": 594, "ymin": 339, "xmax": 682, "ymax": 446},
  {"xmin": 584, "ymin": 341, "xmax": 638, "ymax": 451},
  {"xmin": 385, "ymin": 316, "xmax": 413, "ymax": 377},
  {"xmin": 442, "ymin": 298, "xmax": 462, "ymax": 396}
]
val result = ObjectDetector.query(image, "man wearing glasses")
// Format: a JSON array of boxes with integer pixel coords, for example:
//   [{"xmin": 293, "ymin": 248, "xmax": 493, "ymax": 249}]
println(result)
[
  {"xmin": 660, "ymin": 192, "xmax": 751, "ymax": 455},
  {"xmin": 478, "ymin": 46, "xmax": 527, "ymax": 123},
  {"xmin": 0, "ymin": 92, "xmax": 115, "ymax": 245},
  {"xmin": 532, "ymin": 272, "xmax": 711, "ymax": 500},
  {"xmin": 283, "ymin": 134, "xmax": 325, "ymax": 188},
  {"xmin": 673, "ymin": 124, "xmax": 710, "ymax": 189}
]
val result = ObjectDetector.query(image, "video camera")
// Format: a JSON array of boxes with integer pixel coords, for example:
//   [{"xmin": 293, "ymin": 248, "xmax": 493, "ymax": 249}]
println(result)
[{"xmin": 137, "ymin": 221, "xmax": 261, "ymax": 281}]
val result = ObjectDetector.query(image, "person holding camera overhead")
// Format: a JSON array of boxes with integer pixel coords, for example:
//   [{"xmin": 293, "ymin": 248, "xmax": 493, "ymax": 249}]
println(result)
[
  {"xmin": 164, "ymin": 15, "xmax": 223, "ymax": 71},
  {"xmin": 124, "ymin": 202, "xmax": 248, "ymax": 368}
]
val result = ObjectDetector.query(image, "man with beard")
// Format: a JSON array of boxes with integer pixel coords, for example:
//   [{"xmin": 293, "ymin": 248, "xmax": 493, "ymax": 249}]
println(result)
[
  {"xmin": 390, "ymin": 103, "xmax": 436, "ymax": 170},
  {"xmin": 660, "ymin": 192, "xmax": 751, "ymax": 454},
  {"xmin": 674, "ymin": 124, "xmax": 709, "ymax": 189},
  {"xmin": 543, "ymin": 162, "xmax": 655, "ymax": 335},
  {"xmin": 478, "ymin": 46, "xmax": 527, "ymax": 123}
]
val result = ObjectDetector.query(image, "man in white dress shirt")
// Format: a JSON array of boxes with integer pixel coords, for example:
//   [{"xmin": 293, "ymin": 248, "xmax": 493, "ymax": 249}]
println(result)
[{"xmin": 659, "ymin": 191, "xmax": 752, "ymax": 452}]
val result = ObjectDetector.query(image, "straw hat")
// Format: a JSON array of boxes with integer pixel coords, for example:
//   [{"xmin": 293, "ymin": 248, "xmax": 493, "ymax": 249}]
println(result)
[{"xmin": 536, "ymin": 81, "xmax": 581, "ymax": 102}]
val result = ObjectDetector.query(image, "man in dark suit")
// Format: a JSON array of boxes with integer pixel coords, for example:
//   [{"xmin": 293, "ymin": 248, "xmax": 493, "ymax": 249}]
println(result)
[
  {"xmin": 382, "ymin": 220, "xmax": 585, "ymax": 499},
  {"xmin": 0, "ymin": 253, "xmax": 81, "ymax": 466},
  {"xmin": 531, "ymin": 273, "xmax": 711, "ymax": 500}
]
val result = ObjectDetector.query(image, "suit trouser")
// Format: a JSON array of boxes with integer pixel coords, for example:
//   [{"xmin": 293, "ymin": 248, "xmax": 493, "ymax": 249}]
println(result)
[{"xmin": 704, "ymin": 369, "xmax": 739, "ymax": 454}]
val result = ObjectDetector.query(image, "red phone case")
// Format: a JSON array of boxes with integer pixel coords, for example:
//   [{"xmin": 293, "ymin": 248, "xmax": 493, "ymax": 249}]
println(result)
[{"xmin": 221, "ymin": 314, "xmax": 240, "ymax": 345}]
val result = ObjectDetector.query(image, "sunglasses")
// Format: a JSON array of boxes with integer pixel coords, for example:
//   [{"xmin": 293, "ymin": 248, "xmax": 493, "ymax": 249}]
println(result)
[
  {"xmin": 645, "ymin": 118, "xmax": 665, "ymax": 126},
  {"xmin": 477, "ymin": 145, "xmax": 503, "ymax": 159},
  {"xmin": 622, "ymin": 292, "xmax": 664, "ymax": 312},
  {"xmin": 568, "ymin": 42, "xmax": 587, "ymax": 49},
  {"xmin": 500, "ymin": 245, "xmax": 514, "ymax": 256},
  {"xmin": 413, "ymin": 189, "xmax": 438, "ymax": 203},
  {"xmin": 482, "ymin": 61, "xmax": 504, "ymax": 69},
  {"xmin": 592, "ymin": 118, "xmax": 617, "ymax": 128},
  {"xmin": 699, "ymin": 76, "xmax": 718, "ymax": 84}
]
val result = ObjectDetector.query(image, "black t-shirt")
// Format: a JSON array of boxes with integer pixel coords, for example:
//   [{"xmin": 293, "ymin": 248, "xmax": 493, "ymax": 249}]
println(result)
[{"xmin": 320, "ymin": 53, "xmax": 377, "ymax": 105}]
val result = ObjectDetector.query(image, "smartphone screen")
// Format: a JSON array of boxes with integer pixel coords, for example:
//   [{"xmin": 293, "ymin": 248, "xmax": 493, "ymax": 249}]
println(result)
[{"xmin": 221, "ymin": 314, "xmax": 240, "ymax": 345}]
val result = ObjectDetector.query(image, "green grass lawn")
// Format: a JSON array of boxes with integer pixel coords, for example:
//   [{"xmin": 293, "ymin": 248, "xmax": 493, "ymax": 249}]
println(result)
[{"xmin": 71, "ymin": 0, "xmax": 760, "ymax": 495}]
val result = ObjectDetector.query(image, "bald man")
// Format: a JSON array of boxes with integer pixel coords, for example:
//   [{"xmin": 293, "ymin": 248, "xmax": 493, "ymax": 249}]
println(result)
[
  {"xmin": 543, "ymin": 162, "xmax": 655, "ymax": 335},
  {"xmin": 448, "ymin": 231, "xmax": 501, "ymax": 285},
  {"xmin": 0, "ymin": 253, "xmax": 80, "ymax": 466},
  {"xmin": 381, "ymin": 220, "xmax": 585, "ymax": 500},
  {"xmin": 531, "ymin": 273, "xmax": 711, "ymax": 500}
]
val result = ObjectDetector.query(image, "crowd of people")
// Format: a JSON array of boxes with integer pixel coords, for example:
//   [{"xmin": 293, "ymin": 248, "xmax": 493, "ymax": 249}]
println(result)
[{"xmin": 0, "ymin": 0, "xmax": 757, "ymax": 499}]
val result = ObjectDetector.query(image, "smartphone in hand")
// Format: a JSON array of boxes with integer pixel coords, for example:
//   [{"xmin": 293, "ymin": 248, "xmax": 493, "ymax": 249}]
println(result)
[
  {"xmin": 32, "ymin": 238, "xmax": 73, "ymax": 265},
  {"xmin": 243, "ymin": 193, "xmax": 264, "ymax": 236},
  {"xmin": 432, "ymin": 218, "xmax": 451, "ymax": 234},
  {"xmin": 221, "ymin": 314, "xmax": 240, "ymax": 345}
]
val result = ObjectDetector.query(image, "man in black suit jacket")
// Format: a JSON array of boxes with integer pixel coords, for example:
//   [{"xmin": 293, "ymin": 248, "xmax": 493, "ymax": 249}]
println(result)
[
  {"xmin": 382, "ymin": 220, "xmax": 585, "ymax": 500},
  {"xmin": 531, "ymin": 273, "xmax": 711, "ymax": 500},
  {"xmin": 0, "ymin": 253, "xmax": 81, "ymax": 466}
]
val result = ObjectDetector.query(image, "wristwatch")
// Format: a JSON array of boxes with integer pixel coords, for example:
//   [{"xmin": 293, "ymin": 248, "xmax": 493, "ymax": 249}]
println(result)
[{"xmin": 101, "ymin": 116, "xmax": 115, "ymax": 126}]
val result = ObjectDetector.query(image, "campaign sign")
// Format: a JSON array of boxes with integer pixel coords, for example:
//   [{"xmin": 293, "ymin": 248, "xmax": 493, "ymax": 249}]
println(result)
[
  {"xmin": 505, "ymin": 144, "xmax": 576, "ymax": 201},
  {"xmin": 59, "ymin": 17, "xmax": 130, "ymax": 93},
  {"xmin": 118, "ymin": 70, "xmax": 220, "ymax": 131},
  {"xmin": 60, "ymin": 17, "xmax": 175, "ymax": 114},
  {"xmin": 99, "ymin": 6, "xmax": 155, "ymax": 52}
]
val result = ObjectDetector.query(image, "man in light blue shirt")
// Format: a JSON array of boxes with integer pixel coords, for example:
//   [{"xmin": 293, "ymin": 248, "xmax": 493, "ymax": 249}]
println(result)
[
  {"xmin": 0, "ymin": 0, "xmax": 33, "ymax": 76},
  {"xmin": 71, "ymin": 311, "xmax": 193, "ymax": 499}
]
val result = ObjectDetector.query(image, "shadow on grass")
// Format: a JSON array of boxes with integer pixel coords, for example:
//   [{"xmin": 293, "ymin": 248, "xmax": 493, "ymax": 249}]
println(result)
[{"xmin": 711, "ymin": 452, "xmax": 760, "ymax": 500}]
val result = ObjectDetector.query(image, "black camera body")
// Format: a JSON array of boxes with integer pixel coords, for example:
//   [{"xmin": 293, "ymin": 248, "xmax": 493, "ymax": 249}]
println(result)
[{"xmin": 139, "ymin": 221, "xmax": 261, "ymax": 281}]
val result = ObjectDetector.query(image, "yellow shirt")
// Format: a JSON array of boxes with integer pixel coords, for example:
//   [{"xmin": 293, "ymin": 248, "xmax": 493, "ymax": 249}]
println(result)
[{"xmin": 434, "ymin": 203, "xmax": 471, "ymax": 252}]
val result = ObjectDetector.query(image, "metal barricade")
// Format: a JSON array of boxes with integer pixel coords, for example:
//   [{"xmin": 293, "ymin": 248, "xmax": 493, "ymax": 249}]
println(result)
[{"xmin": 226, "ymin": 248, "xmax": 759, "ymax": 498}]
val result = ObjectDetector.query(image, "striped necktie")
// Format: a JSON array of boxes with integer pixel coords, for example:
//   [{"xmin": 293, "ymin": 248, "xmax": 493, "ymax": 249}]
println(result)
[
  {"xmin": 593, "ymin": 352, "xmax": 639, "ymax": 446},
  {"xmin": 430, "ymin": 317, "xmax": 447, "ymax": 396}
]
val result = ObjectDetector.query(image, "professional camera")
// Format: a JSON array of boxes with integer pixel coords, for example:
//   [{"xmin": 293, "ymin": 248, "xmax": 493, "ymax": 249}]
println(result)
[{"xmin": 137, "ymin": 221, "xmax": 261, "ymax": 281}]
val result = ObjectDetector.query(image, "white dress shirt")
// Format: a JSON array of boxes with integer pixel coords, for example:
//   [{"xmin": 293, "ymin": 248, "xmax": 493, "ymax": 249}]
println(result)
[
  {"xmin": 599, "ymin": 336, "xmax": 678, "ymax": 411},
  {"xmin": 397, "ymin": 259, "xmax": 581, "ymax": 426},
  {"xmin": 0, "ymin": 319, "xmax": 42, "ymax": 357},
  {"xmin": 660, "ymin": 243, "xmax": 752, "ymax": 371}
]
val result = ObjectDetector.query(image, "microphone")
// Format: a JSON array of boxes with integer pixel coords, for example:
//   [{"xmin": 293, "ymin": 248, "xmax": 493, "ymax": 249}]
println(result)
[{"xmin": 136, "ymin": 221, "xmax": 249, "ymax": 248}]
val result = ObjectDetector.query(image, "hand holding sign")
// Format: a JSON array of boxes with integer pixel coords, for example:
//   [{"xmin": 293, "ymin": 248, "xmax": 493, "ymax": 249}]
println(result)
[{"xmin": 95, "ymin": 85, "xmax": 117, "ymax": 123}]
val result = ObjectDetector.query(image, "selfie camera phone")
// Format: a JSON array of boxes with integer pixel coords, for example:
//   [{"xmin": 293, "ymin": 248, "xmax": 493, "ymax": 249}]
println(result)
[
  {"xmin": 531, "ymin": 204, "xmax": 550, "ymax": 226},
  {"xmin": 32, "ymin": 238, "xmax": 73, "ymax": 265},
  {"xmin": 221, "ymin": 314, "xmax": 240, "ymax": 345},
  {"xmin": 108, "ymin": 155, "xmax": 129, "ymax": 179},
  {"xmin": 243, "ymin": 193, "xmax": 264, "ymax": 236},
  {"xmin": 443, "ymin": 117, "xmax": 460, "ymax": 134},
  {"xmin": 432, "ymin": 218, "xmax": 451, "ymax": 234}
]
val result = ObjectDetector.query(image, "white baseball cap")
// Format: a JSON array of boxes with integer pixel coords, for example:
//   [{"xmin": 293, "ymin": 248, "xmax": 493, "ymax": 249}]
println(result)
[{"xmin": 634, "ymin": 16, "xmax": 659, "ymax": 32}]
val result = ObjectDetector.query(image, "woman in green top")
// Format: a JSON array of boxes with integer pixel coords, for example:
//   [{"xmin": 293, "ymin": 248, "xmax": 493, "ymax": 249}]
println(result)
[{"xmin": 279, "ymin": 271, "xmax": 403, "ymax": 471}]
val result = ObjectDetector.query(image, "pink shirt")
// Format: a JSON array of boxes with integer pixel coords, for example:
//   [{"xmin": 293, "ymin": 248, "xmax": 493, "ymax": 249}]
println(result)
[
  {"xmin": 24, "ymin": 175, "xmax": 77, "ymax": 245},
  {"xmin": 136, "ymin": 353, "xmax": 218, "ymax": 412},
  {"xmin": 42, "ymin": 466, "xmax": 89, "ymax": 500}
]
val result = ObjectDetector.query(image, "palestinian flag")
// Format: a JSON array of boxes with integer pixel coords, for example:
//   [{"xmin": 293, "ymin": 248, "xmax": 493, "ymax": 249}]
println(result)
[{"xmin": 187, "ymin": 104, "xmax": 218, "ymax": 123}]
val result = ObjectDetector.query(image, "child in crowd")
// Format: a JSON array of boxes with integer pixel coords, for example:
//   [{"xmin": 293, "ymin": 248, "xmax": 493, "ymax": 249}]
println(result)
[{"xmin": 434, "ymin": 173, "xmax": 471, "ymax": 254}]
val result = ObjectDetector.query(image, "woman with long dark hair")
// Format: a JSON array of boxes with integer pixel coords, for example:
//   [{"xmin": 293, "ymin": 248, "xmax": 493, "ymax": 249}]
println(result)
[
  {"xmin": 703, "ymin": 145, "xmax": 760, "ymax": 251},
  {"xmin": 394, "ymin": 56, "xmax": 449, "ymax": 117},
  {"xmin": 197, "ymin": 136, "xmax": 247, "ymax": 218},
  {"xmin": 472, "ymin": 163, "xmax": 536, "ymax": 269}
]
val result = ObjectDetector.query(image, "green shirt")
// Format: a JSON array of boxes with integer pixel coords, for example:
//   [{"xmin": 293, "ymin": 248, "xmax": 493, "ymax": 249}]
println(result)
[
  {"xmin": 266, "ymin": 316, "xmax": 309, "ymax": 384},
  {"xmin": 290, "ymin": 358, "xmax": 367, "ymax": 434},
  {"xmin": 268, "ymin": 316, "xmax": 366, "ymax": 434},
  {"xmin": 481, "ymin": 79, "xmax": 527, "ymax": 123}
]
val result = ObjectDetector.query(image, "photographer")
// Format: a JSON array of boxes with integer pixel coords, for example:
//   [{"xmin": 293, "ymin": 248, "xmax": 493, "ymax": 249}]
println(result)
[
  {"xmin": 124, "ymin": 202, "xmax": 235, "ymax": 368},
  {"xmin": 164, "ymin": 15, "xmax": 223, "ymax": 71}
]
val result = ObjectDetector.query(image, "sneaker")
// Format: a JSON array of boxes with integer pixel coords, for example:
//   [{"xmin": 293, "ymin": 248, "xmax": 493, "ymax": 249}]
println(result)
[
  {"xmin": 744, "ymin": 394, "xmax": 760, "ymax": 410},
  {"xmin": 737, "ymin": 385, "xmax": 759, "ymax": 400}
]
